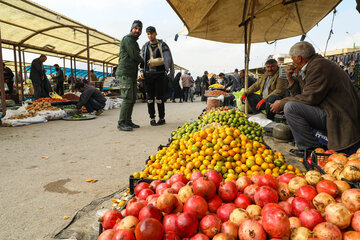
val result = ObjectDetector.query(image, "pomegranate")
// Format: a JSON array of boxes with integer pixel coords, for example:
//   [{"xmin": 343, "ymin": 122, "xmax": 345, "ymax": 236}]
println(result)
[
  {"xmin": 121, "ymin": 209, "xmax": 126, "ymax": 217},
  {"xmin": 344, "ymin": 231, "xmax": 360, "ymax": 240},
  {"xmin": 221, "ymin": 221, "xmax": 238, "ymax": 239},
  {"xmin": 138, "ymin": 204, "xmax": 162, "ymax": 221},
  {"xmin": 244, "ymin": 184, "xmax": 259, "ymax": 202},
  {"xmin": 278, "ymin": 201, "xmax": 292, "ymax": 217},
  {"xmin": 112, "ymin": 229, "xmax": 135, "ymax": 240},
  {"xmin": 236, "ymin": 176, "xmax": 252, "ymax": 192},
  {"xmin": 290, "ymin": 227, "xmax": 312, "ymax": 240},
  {"xmin": 218, "ymin": 181, "xmax": 238, "ymax": 202},
  {"xmin": 193, "ymin": 176, "xmax": 216, "ymax": 200},
  {"xmin": 170, "ymin": 173, "xmax": 188, "ymax": 185},
  {"xmin": 325, "ymin": 203, "xmax": 352, "ymax": 229},
  {"xmin": 278, "ymin": 182, "xmax": 292, "ymax": 201},
  {"xmin": 173, "ymin": 194, "xmax": 183, "ymax": 213},
  {"xmin": 316, "ymin": 180, "xmax": 339, "ymax": 198},
  {"xmin": 261, "ymin": 203, "xmax": 283, "ymax": 216},
  {"xmin": 178, "ymin": 184, "xmax": 194, "ymax": 203},
  {"xmin": 289, "ymin": 217, "xmax": 301, "ymax": 229},
  {"xmin": 98, "ymin": 229, "xmax": 114, "ymax": 240},
  {"xmin": 176, "ymin": 212, "xmax": 199, "ymax": 238},
  {"xmin": 101, "ymin": 209, "xmax": 123, "ymax": 229},
  {"xmin": 217, "ymin": 203, "xmax": 237, "ymax": 222},
  {"xmin": 156, "ymin": 183, "xmax": 171, "ymax": 194},
  {"xmin": 296, "ymin": 185, "xmax": 317, "ymax": 201},
  {"xmin": 184, "ymin": 195, "xmax": 208, "ymax": 219},
  {"xmin": 208, "ymin": 194, "xmax": 223, "ymax": 213},
  {"xmin": 313, "ymin": 192, "xmax": 336, "ymax": 213},
  {"xmin": 229, "ymin": 208, "xmax": 250, "ymax": 226},
  {"xmin": 238, "ymin": 219, "xmax": 266, "ymax": 240},
  {"xmin": 190, "ymin": 233, "xmax": 210, "ymax": 240},
  {"xmin": 116, "ymin": 216, "xmax": 139, "ymax": 233},
  {"xmin": 251, "ymin": 174, "xmax": 261, "ymax": 185},
  {"xmin": 146, "ymin": 194, "xmax": 159, "ymax": 206},
  {"xmin": 254, "ymin": 186, "xmax": 279, "ymax": 207},
  {"xmin": 278, "ymin": 173, "xmax": 296, "ymax": 184},
  {"xmin": 333, "ymin": 180, "xmax": 351, "ymax": 194},
  {"xmin": 351, "ymin": 211, "xmax": 360, "ymax": 231},
  {"xmin": 212, "ymin": 233, "xmax": 235, "ymax": 240},
  {"xmin": 157, "ymin": 193, "xmax": 180, "ymax": 214},
  {"xmin": 288, "ymin": 177, "xmax": 308, "ymax": 193},
  {"xmin": 299, "ymin": 209, "xmax": 324, "ymax": 230},
  {"xmin": 291, "ymin": 197, "xmax": 313, "ymax": 217},
  {"xmin": 138, "ymin": 188, "xmax": 154, "ymax": 201},
  {"xmin": 258, "ymin": 174, "xmax": 278, "ymax": 189},
  {"xmin": 287, "ymin": 196, "xmax": 295, "ymax": 205},
  {"xmin": 166, "ymin": 179, "xmax": 171, "ymax": 185},
  {"xmin": 159, "ymin": 188, "xmax": 176, "ymax": 195},
  {"xmin": 134, "ymin": 182, "xmax": 150, "ymax": 197},
  {"xmin": 341, "ymin": 188, "xmax": 360, "ymax": 213},
  {"xmin": 135, "ymin": 218, "xmax": 164, "ymax": 240},
  {"xmin": 305, "ymin": 170, "xmax": 322, "ymax": 186},
  {"xmin": 163, "ymin": 214, "xmax": 178, "ymax": 233},
  {"xmin": 200, "ymin": 214, "xmax": 222, "ymax": 238},
  {"xmin": 190, "ymin": 172, "xmax": 203, "ymax": 182},
  {"xmin": 172, "ymin": 182, "xmax": 186, "ymax": 194},
  {"xmin": 205, "ymin": 170, "xmax": 223, "ymax": 189},
  {"xmin": 328, "ymin": 153, "xmax": 348, "ymax": 165},
  {"xmin": 312, "ymin": 222, "xmax": 342, "ymax": 240},
  {"xmin": 149, "ymin": 180, "xmax": 162, "ymax": 191},
  {"xmin": 246, "ymin": 204, "xmax": 262, "ymax": 218},
  {"xmin": 163, "ymin": 231, "xmax": 181, "ymax": 240},
  {"xmin": 234, "ymin": 193, "xmax": 252, "ymax": 209},
  {"xmin": 262, "ymin": 208, "xmax": 290, "ymax": 238}
]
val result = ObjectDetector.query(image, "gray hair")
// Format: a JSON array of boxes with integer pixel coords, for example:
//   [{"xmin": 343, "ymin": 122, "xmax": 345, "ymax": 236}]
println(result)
[{"xmin": 289, "ymin": 41, "xmax": 315, "ymax": 59}]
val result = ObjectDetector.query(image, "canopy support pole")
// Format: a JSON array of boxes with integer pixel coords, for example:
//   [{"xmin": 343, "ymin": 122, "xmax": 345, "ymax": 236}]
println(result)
[
  {"xmin": 86, "ymin": 29, "xmax": 90, "ymax": 84},
  {"xmin": 0, "ymin": 29, "xmax": 6, "ymax": 116},
  {"xmin": 63, "ymin": 57, "xmax": 65, "ymax": 76},
  {"xmin": 74, "ymin": 57, "xmax": 77, "ymax": 81},
  {"xmin": 22, "ymin": 51, "xmax": 27, "ymax": 80},
  {"xmin": 13, "ymin": 45, "xmax": 19, "ymax": 102},
  {"xmin": 70, "ymin": 56, "xmax": 74, "ymax": 90},
  {"xmin": 18, "ymin": 46, "xmax": 24, "ymax": 101},
  {"xmin": 102, "ymin": 62, "xmax": 105, "ymax": 78}
]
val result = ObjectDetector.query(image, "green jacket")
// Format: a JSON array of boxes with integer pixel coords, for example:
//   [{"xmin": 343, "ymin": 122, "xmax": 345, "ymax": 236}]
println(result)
[{"xmin": 116, "ymin": 33, "xmax": 143, "ymax": 79}]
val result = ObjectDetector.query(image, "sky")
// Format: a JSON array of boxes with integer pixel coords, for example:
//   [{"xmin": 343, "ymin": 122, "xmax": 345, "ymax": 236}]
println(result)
[{"xmin": 3, "ymin": 0, "xmax": 360, "ymax": 77}]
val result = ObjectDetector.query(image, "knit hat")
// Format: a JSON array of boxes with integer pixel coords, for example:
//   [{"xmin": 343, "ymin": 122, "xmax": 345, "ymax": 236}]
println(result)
[
  {"xmin": 131, "ymin": 20, "xmax": 143, "ymax": 31},
  {"xmin": 146, "ymin": 26, "xmax": 156, "ymax": 33}
]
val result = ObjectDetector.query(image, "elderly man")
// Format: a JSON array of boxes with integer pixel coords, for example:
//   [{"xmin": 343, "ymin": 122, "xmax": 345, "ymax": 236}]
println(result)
[
  {"xmin": 181, "ymin": 71, "xmax": 195, "ymax": 102},
  {"xmin": 241, "ymin": 59, "xmax": 287, "ymax": 120},
  {"xmin": 271, "ymin": 41, "xmax": 360, "ymax": 154},
  {"xmin": 30, "ymin": 54, "xmax": 47, "ymax": 99}
]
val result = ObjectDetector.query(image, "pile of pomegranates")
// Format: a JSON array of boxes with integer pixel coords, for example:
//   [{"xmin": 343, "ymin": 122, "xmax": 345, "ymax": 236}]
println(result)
[{"xmin": 98, "ymin": 170, "xmax": 360, "ymax": 240}]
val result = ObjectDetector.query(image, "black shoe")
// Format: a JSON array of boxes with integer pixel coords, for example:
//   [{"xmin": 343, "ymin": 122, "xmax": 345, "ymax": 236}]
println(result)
[
  {"xmin": 150, "ymin": 120, "xmax": 157, "ymax": 126},
  {"xmin": 127, "ymin": 121, "xmax": 140, "ymax": 128},
  {"xmin": 157, "ymin": 119, "xmax": 166, "ymax": 125},
  {"xmin": 289, "ymin": 149, "xmax": 305, "ymax": 157},
  {"xmin": 118, "ymin": 123, "xmax": 133, "ymax": 131}
]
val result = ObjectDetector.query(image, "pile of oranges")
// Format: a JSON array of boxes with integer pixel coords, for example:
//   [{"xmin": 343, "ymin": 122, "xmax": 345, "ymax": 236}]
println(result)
[{"xmin": 133, "ymin": 125, "xmax": 303, "ymax": 181}]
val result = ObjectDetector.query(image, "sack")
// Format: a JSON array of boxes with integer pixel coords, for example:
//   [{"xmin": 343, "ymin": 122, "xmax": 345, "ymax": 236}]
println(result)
[{"xmin": 148, "ymin": 42, "xmax": 164, "ymax": 67}]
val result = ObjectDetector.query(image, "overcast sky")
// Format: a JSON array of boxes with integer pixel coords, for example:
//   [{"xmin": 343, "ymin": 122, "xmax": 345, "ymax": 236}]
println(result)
[{"xmin": 4, "ymin": 0, "xmax": 360, "ymax": 77}]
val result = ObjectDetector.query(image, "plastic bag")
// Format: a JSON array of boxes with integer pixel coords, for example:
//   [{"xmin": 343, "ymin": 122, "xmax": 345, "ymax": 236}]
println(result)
[
  {"xmin": 104, "ymin": 97, "xmax": 113, "ymax": 110},
  {"xmin": 112, "ymin": 98, "xmax": 122, "ymax": 109},
  {"xmin": 37, "ymin": 109, "xmax": 66, "ymax": 120},
  {"xmin": 207, "ymin": 97, "xmax": 220, "ymax": 109},
  {"xmin": 1, "ymin": 115, "xmax": 47, "ymax": 127},
  {"xmin": 233, "ymin": 89, "xmax": 245, "ymax": 112}
]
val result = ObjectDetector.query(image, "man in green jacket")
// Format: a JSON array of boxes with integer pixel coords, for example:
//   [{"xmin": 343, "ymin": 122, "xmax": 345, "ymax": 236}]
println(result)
[{"xmin": 116, "ymin": 20, "xmax": 144, "ymax": 131}]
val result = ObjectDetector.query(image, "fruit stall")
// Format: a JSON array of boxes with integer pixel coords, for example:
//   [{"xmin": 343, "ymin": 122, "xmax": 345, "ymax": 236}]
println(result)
[{"xmin": 94, "ymin": 106, "xmax": 360, "ymax": 240}]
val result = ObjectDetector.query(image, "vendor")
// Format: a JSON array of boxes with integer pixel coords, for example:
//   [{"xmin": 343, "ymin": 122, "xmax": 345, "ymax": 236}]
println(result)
[
  {"xmin": 270, "ymin": 41, "xmax": 360, "ymax": 155},
  {"xmin": 238, "ymin": 69, "xmax": 256, "ymax": 90},
  {"xmin": 241, "ymin": 59, "xmax": 287, "ymax": 120},
  {"xmin": 218, "ymin": 72, "xmax": 236, "ymax": 89},
  {"xmin": 75, "ymin": 82, "xmax": 106, "ymax": 116}
]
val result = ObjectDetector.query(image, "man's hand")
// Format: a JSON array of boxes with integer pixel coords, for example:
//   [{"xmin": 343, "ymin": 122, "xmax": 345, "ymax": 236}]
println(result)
[
  {"xmin": 240, "ymin": 94, "xmax": 246, "ymax": 104},
  {"xmin": 140, "ymin": 72, "xmax": 144, "ymax": 79},
  {"xmin": 286, "ymin": 65, "xmax": 295, "ymax": 85},
  {"xmin": 256, "ymin": 99, "xmax": 265, "ymax": 109},
  {"xmin": 270, "ymin": 100, "xmax": 281, "ymax": 113}
]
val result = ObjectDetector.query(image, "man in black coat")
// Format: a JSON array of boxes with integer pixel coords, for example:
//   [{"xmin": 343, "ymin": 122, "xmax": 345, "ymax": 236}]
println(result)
[
  {"xmin": 201, "ymin": 71, "xmax": 209, "ymax": 101},
  {"xmin": 52, "ymin": 64, "xmax": 65, "ymax": 96},
  {"xmin": 75, "ymin": 82, "xmax": 106, "ymax": 115},
  {"xmin": 30, "ymin": 54, "xmax": 47, "ymax": 99},
  {"xmin": 3, "ymin": 62, "xmax": 14, "ymax": 94}
]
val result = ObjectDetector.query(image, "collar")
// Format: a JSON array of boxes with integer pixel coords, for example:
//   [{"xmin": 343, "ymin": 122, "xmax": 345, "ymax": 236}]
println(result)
[{"xmin": 300, "ymin": 63, "xmax": 308, "ymax": 73}]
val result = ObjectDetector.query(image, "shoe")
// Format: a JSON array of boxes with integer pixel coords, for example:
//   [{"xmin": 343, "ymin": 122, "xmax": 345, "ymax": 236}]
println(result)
[
  {"xmin": 95, "ymin": 109, "xmax": 104, "ymax": 116},
  {"xmin": 127, "ymin": 121, "xmax": 140, "ymax": 128},
  {"xmin": 150, "ymin": 120, "xmax": 157, "ymax": 126},
  {"xmin": 88, "ymin": 111, "xmax": 95, "ymax": 115},
  {"xmin": 118, "ymin": 123, "xmax": 133, "ymax": 131},
  {"xmin": 157, "ymin": 119, "xmax": 166, "ymax": 125},
  {"xmin": 289, "ymin": 148, "xmax": 305, "ymax": 157},
  {"xmin": 172, "ymin": 100, "xmax": 176, "ymax": 103}
]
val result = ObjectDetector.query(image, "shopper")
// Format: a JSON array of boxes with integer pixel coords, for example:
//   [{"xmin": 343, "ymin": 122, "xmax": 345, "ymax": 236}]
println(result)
[
  {"xmin": 181, "ymin": 71, "xmax": 194, "ymax": 102},
  {"xmin": 30, "ymin": 54, "xmax": 47, "ymax": 99},
  {"xmin": 116, "ymin": 20, "xmax": 144, "ymax": 131},
  {"xmin": 3, "ymin": 62, "xmax": 14, "ymax": 94},
  {"xmin": 89, "ymin": 70, "xmax": 98, "ymax": 85},
  {"xmin": 75, "ymin": 82, "xmax": 106, "ymax": 116},
  {"xmin": 201, "ymin": 71, "xmax": 209, "ymax": 101},
  {"xmin": 140, "ymin": 26, "xmax": 174, "ymax": 126},
  {"xmin": 53, "ymin": 64, "xmax": 64, "ymax": 96},
  {"xmin": 170, "ymin": 72, "xmax": 183, "ymax": 103},
  {"xmin": 195, "ymin": 76, "xmax": 202, "ymax": 97}
]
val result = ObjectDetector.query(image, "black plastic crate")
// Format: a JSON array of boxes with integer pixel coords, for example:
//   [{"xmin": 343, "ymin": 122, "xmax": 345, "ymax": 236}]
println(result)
[{"xmin": 129, "ymin": 175, "xmax": 165, "ymax": 195}]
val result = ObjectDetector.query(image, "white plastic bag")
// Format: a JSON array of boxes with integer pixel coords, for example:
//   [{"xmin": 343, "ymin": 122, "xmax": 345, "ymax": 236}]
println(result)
[
  {"xmin": 104, "ymin": 97, "xmax": 113, "ymax": 110},
  {"xmin": 37, "ymin": 109, "xmax": 66, "ymax": 120}
]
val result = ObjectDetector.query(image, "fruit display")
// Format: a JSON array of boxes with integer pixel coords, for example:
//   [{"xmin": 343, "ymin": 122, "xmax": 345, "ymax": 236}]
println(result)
[
  {"xmin": 25, "ymin": 101, "xmax": 60, "ymax": 117},
  {"xmin": 33, "ymin": 97, "xmax": 69, "ymax": 103},
  {"xmin": 99, "ymin": 172, "xmax": 360, "ymax": 240},
  {"xmin": 205, "ymin": 90, "xmax": 229, "ymax": 97},
  {"xmin": 209, "ymin": 83, "xmax": 225, "ymax": 89},
  {"xmin": 62, "ymin": 93, "xmax": 80, "ymax": 101},
  {"xmin": 69, "ymin": 114, "xmax": 87, "ymax": 119},
  {"xmin": 7, "ymin": 114, "xmax": 29, "ymax": 120}
]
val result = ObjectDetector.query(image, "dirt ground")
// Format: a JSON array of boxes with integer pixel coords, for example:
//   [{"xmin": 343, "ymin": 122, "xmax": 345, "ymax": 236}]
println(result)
[{"xmin": 0, "ymin": 98, "xmax": 303, "ymax": 240}]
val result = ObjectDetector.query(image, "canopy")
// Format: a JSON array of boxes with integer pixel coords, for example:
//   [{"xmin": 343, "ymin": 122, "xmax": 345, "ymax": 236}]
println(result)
[
  {"xmin": 0, "ymin": 0, "xmax": 121, "ymax": 65},
  {"xmin": 167, "ymin": 0, "xmax": 342, "ymax": 43}
]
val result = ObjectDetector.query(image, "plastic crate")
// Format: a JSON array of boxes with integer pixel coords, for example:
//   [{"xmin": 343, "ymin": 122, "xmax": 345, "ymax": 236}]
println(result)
[{"xmin": 129, "ymin": 175, "xmax": 165, "ymax": 195}]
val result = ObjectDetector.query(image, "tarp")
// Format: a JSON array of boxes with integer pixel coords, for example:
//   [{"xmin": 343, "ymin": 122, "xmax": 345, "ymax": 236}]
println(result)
[
  {"xmin": 167, "ymin": 0, "xmax": 342, "ymax": 44},
  {"xmin": 23, "ymin": 65, "xmax": 110, "ymax": 78}
]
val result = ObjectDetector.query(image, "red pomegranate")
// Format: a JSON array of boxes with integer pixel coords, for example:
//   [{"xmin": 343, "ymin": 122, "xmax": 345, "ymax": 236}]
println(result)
[
  {"xmin": 291, "ymin": 197, "xmax": 313, "ymax": 217},
  {"xmin": 166, "ymin": 179, "xmax": 171, "ymax": 185},
  {"xmin": 208, "ymin": 194, "xmax": 223, "ymax": 213},
  {"xmin": 351, "ymin": 211, "xmax": 360, "ymax": 232},
  {"xmin": 159, "ymin": 188, "xmax": 176, "ymax": 195},
  {"xmin": 200, "ymin": 214, "xmax": 222, "ymax": 238},
  {"xmin": 212, "ymin": 233, "xmax": 235, "ymax": 240},
  {"xmin": 341, "ymin": 188, "xmax": 360, "ymax": 213},
  {"xmin": 299, "ymin": 209, "xmax": 324, "ymax": 230},
  {"xmin": 244, "ymin": 184, "xmax": 259, "ymax": 202},
  {"xmin": 156, "ymin": 183, "xmax": 171, "ymax": 194},
  {"xmin": 238, "ymin": 219, "xmax": 266, "ymax": 240},
  {"xmin": 98, "ymin": 229, "xmax": 115, "ymax": 240},
  {"xmin": 287, "ymin": 196, "xmax": 295, "ymax": 205},
  {"xmin": 138, "ymin": 204, "xmax": 162, "ymax": 221},
  {"xmin": 101, "ymin": 209, "xmax": 123, "ymax": 230},
  {"xmin": 296, "ymin": 185, "xmax": 317, "ymax": 201},
  {"xmin": 254, "ymin": 186, "xmax": 279, "ymax": 207},
  {"xmin": 149, "ymin": 180, "xmax": 162, "ymax": 191},
  {"xmin": 190, "ymin": 233, "xmax": 210, "ymax": 240},
  {"xmin": 251, "ymin": 174, "xmax": 261, "ymax": 185},
  {"xmin": 236, "ymin": 176, "xmax": 252, "ymax": 192},
  {"xmin": 170, "ymin": 173, "xmax": 188, "ymax": 185},
  {"xmin": 312, "ymin": 222, "xmax": 342, "ymax": 240},
  {"xmin": 146, "ymin": 194, "xmax": 159, "ymax": 206},
  {"xmin": 217, "ymin": 203, "xmax": 237, "ymax": 222},
  {"xmin": 138, "ymin": 188, "xmax": 154, "ymax": 201},
  {"xmin": 135, "ymin": 182, "xmax": 150, "ymax": 197},
  {"xmin": 190, "ymin": 172, "xmax": 203, "ymax": 182},
  {"xmin": 163, "ymin": 214, "xmax": 178, "ymax": 233},
  {"xmin": 176, "ymin": 212, "xmax": 199, "ymax": 238},
  {"xmin": 163, "ymin": 231, "xmax": 181, "ymax": 240},
  {"xmin": 205, "ymin": 170, "xmax": 223, "ymax": 189},
  {"xmin": 193, "ymin": 176, "xmax": 216, "ymax": 200},
  {"xmin": 278, "ymin": 173, "xmax": 296, "ymax": 184},
  {"xmin": 184, "ymin": 195, "xmax": 208, "ymax": 219},
  {"xmin": 135, "ymin": 218, "xmax": 164, "ymax": 240},
  {"xmin": 126, "ymin": 198, "xmax": 146, "ymax": 218},
  {"xmin": 278, "ymin": 201, "xmax": 292, "ymax": 217},
  {"xmin": 261, "ymin": 203, "xmax": 283, "ymax": 216},
  {"xmin": 218, "ymin": 181, "xmax": 238, "ymax": 202},
  {"xmin": 258, "ymin": 174, "xmax": 278, "ymax": 189},
  {"xmin": 112, "ymin": 229, "xmax": 135, "ymax": 240},
  {"xmin": 157, "ymin": 193, "xmax": 180, "ymax": 214},
  {"xmin": 221, "ymin": 221, "xmax": 238, "ymax": 239},
  {"xmin": 316, "ymin": 180, "xmax": 339, "ymax": 198},
  {"xmin": 172, "ymin": 182, "xmax": 186, "ymax": 194},
  {"xmin": 234, "ymin": 193, "xmax": 252, "ymax": 209},
  {"xmin": 262, "ymin": 208, "xmax": 290, "ymax": 238}
]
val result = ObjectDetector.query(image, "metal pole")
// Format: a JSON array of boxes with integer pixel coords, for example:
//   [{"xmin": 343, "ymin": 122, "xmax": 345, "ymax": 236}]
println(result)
[
  {"xmin": 0, "ymin": 30, "xmax": 7, "ymax": 115},
  {"xmin": 22, "ymin": 51, "xmax": 27, "ymax": 80},
  {"xmin": 13, "ymin": 45, "xmax": 19, "ymax": 102},
  {"xmin": 18, "ymin": 46, "xmax": 24, "ymax": 101},
  {"xmin": 70, "ymin": 56, "xmax": 74, "ymax": 90},
  {"xmin": 86, "ymin": 29, "xmax": 91, "ymax": 84},
  {"xmin": 102, "ymin": 62, "xmax": 105, "ymax": 78},
  {"xmin": 106, "ymin": 63, "xmax": 108, "ymax": 76},
  {"xmin": 74, "ymin": 57, "xmax": 77, "ymax": 81}
]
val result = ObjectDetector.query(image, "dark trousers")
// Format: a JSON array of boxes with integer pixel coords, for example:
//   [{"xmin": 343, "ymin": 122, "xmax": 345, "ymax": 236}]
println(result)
[
  {"xmin": 5, "ymin": 80, "xmax": 13, "ymax": 94},
  {"xmin": 183, "ymin": 87, "xmax": 190, "ymax": 102},
  {"xmin": 247, "ymin": 93, "xmax": 281, "ymax": 120},
  {"xmin": 56, "ymin": 80, "xmax": 64, "ymax": 96},
  {"xmin": 145, "ymin": 73, "xmax": 165, "ymax": 119},
  {"xmin": 85, "ymin": 97, "xmax": 105, "ymax": 113}
]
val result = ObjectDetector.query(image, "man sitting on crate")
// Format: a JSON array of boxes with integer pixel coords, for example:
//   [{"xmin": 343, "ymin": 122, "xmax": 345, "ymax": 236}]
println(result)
[
  {"xmin": 75, "ymin": 82, "xmax": 106, "ymax": 116},
  {"xmin": 270, "ymin": 41, "xmax": 360, "ymax": 155},
  {"xmin": 240, "ymin": 59, "xmax": 287, "ymax": 120}
]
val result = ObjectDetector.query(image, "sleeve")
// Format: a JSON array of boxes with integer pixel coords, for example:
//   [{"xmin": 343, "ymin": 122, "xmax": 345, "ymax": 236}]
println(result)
[
  {"xmin": 123, "ymin": 37, "xmax": 143, "ymax": 64},
  {"xmin": 245, "ymin": 77, "xmax": 261, "ymax": 95},
  {"xmin": 288, "ymin": 77, "xmax": 302, "ymax": 96},
  {"xmin": 264, "ymin": 77, "xmax": 287, "ymax": 100},
  {"xmin": 76, "ymin": 89, "xmax": 93, "ymax": 108},
  {"xmin": 139, "ymin": 44, "xmax": 146, "ymax": 72}
]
